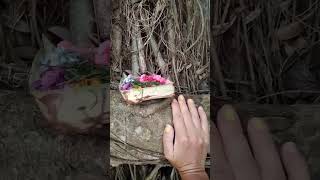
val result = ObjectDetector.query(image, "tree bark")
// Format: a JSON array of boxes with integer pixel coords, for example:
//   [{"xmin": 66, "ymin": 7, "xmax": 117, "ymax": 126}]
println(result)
[
  {"xmin": 110, "ymin": 90, "xmax": 320, "ymax": 167},
  {"xmin": 93, "ymin": 0, "xmax": 111, "ymax": 40}
]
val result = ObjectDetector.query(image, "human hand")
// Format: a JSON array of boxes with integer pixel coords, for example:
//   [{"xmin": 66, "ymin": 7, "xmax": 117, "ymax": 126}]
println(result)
[
  {"xmin": 213, "ymin": 105, "xmax": 310, "ymax": 180},
  {"xmin": 163, "ymin": 95, "xmax": 209, "ymax": 180}
]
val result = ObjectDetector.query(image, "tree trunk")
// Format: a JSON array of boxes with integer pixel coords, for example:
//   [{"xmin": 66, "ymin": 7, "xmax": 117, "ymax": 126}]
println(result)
[{"xmin": 93, "ymin": 0, "xmax": 111, "ymax": 40}]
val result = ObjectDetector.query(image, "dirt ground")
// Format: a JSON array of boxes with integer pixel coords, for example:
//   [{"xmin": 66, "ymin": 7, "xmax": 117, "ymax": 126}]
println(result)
[{"xmin": 0, "ymin": 91, "xmax": 107, "ymax": 180}]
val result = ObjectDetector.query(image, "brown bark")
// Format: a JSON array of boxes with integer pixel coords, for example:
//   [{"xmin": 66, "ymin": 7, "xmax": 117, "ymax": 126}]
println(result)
[
  {"xmin": 69, "ymin": 0, "xmax": 93, "ymax": 47},
  {"xmin": 111, "ymin": 90, "xmax": 320, "ymax": 166},
  {"xmin": 93, "ymin": 0, "xmax": 111, "ymax": 40}
]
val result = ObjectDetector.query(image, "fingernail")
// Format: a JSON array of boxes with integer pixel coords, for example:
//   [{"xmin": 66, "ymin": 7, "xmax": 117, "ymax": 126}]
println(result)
[
  {"xmin": 179, "ymin": 95, "xmax": 184, "ymax": 101},
  {"xmin": 221, "ymin": 105, "xmax": 236, "ymax": 121},
  {"xmin": 172, "ymin": 99, "xmax": 178, "ymax": 104},
  {"xmin": 164, "ymin": 124, "xmax": 172, "ymax": 133},
  {"xmin": 188, "ymin": 98, "xmax": 194, "ymax": 104},
  {"xmin": 250, "ymin": 118, "xmax": 268, "ymax": 130},
  {"xmin": 198, "ymin": 106, "xmax": 203, "ymax": 111},
  {"xmin": 284, "ymin": 142, "xmax": 298, "ymax": 153}
]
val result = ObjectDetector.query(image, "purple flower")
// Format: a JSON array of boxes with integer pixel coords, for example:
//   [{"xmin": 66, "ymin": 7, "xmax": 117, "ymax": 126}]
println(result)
[
  {"xmin": 121, "ymin": 83, "xmax": 132, "ymax": 90},
  {"xmin": 33, "ymin": 67, "xmax": 65, "ymax": 90},
  {"xmin": 32, "ymin": 80, "xmax": 42, "ymax": 90}
]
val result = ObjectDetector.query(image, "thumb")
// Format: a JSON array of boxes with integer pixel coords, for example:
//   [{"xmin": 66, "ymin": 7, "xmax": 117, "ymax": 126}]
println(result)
[{"xmin": 163, "ymin": 124, "xmax": 174, "ymax": 161}]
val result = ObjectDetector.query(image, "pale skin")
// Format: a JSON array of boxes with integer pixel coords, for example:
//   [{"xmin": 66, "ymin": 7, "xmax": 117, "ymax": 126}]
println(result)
[
  {"xmin": 163, "ymin": 95, "xmax": 209, "ymax": 180},
  {"xmin": 163, "ymin": 96, "xmax": 311, "ymax": 180},
  {"xmin": 212, "ymin": 105, "xmax": 310, "ymax": 180}
]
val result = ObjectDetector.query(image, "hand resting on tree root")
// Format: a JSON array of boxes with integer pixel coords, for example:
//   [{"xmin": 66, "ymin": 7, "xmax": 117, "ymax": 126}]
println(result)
[{"xmin": 163, "ymin": 96, "xmax": 311, "ymax": 180}]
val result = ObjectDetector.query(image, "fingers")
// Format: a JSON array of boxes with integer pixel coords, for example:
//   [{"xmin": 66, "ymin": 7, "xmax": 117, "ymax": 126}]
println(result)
[
  {"xmin": 281, "ymin": 142, "xmax": 310, "ymax": 180},
  {"xmin": 187, "ymin": 98, "xmax": 201, "ymax": 128},
  {"xmin": 247, "ymin": 118, "xmax": 286, "ymax": 180},
  {"xmin": 211, "ymin": 122, "xmax": 235, "ymax": 180},
  {"xmin": 167, "ymin": 96, "xmax": 209, "ymax": 175},
  {"xmin": 163, "ymin": 124, "xmax": 175, "ymax": 161},
  {"xmin": 198, "ymin": 106, "xmax": 209, "ymax": 142},
  {"xmin": 171, "ymin": 99, "xmax": 187, "ymax": 137},
  {"xmin": 217, "ymin": 105, "xmax": 260, "ymax": 180},
  {"xmin": 178, "ymin": 95, "xmax": 195, "ymax": 132}
]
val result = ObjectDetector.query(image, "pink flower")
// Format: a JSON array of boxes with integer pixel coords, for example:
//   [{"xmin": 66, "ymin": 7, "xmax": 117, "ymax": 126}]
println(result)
[
  {"xmin": 139, "ymin": 74, "xmax": 167, "ymax": 84},
  {"xmin": 139, "ymin": 74, "xmax": 146, "ymax": 82},
  {"xmin": 158, "ymin": 78, "xmax": 167, "ymax": 84},
  {"xmin": 94, "ymin": 40, "xmax": 110, "ymax": 66},
  {"xmin": 139, "ymin": 74, "xmax": 153, "ymax": 82},
  {"xmin": 153, "ymin": 75, "xmax": 162, "ymax": 81},
  {"xmin": 152, "ymin": 75, "xmax": 166, "ymax": 84}
]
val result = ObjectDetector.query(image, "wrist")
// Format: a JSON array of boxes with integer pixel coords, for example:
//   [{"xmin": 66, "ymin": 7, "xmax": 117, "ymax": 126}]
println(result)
[
  {"xmin": 177, "ymin": 163, "xmax": 208, "ymax": 180},
  {"xmin": 177, "ymin": 163, "xmax": 205, "ymax": 174},
  {"xmin": 180, "ymin": 171, "xmax": 208, "ymax": 180}
]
